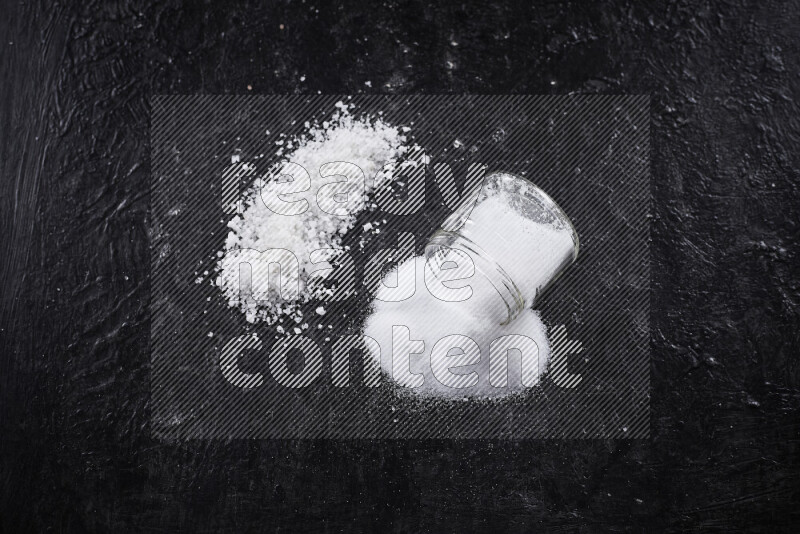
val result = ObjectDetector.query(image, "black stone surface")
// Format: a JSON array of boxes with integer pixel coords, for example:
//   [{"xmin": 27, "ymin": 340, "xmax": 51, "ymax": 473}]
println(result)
[{"xmin": 1, "ymin": 1, "xmax": 798, "ymax": 531}]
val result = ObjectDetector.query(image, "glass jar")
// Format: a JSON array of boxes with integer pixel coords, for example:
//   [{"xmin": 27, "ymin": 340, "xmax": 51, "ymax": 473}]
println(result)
[{"xmin": 425, "ymin": 171, "xmax": 579, "ymax": 324}]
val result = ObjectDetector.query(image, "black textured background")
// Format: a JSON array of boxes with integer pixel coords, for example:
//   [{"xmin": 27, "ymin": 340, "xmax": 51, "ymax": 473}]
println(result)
[{"xmin": 1, "ymin": 0, "xmax": 798, "ymax": 531}]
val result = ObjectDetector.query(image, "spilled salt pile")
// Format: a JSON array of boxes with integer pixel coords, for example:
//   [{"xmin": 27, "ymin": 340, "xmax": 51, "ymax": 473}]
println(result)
[
  {"xmin": 217, "ymin": 103, "xmax": 411, "ymax": 324},
  {"xmin": 364, "ymin": 256, "xmax": 553, "ymax": 399}
]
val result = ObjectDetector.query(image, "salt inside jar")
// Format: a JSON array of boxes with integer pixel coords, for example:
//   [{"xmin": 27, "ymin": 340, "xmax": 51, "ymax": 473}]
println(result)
[{"xmin": 425, "ymin": 171, "xmax": 579, "ymax": 325}]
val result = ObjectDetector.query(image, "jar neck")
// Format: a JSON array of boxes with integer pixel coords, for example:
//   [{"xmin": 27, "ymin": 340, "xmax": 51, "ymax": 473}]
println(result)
[{"xmin": 425, "ymin": 230, "xmax": 525, "ymax": 325}]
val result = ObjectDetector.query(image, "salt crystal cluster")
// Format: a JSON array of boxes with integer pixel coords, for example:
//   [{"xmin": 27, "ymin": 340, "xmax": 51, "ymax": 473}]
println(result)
[{"xmin": 217, "ymin": 102, "xmax": 411, "ymax": 324}]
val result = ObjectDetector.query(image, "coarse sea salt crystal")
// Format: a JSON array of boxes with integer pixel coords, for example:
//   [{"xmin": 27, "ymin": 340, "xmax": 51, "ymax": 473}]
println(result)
[{"xmin": 217, "ymin": 104, "xmax": 411, "ymax": 325}]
